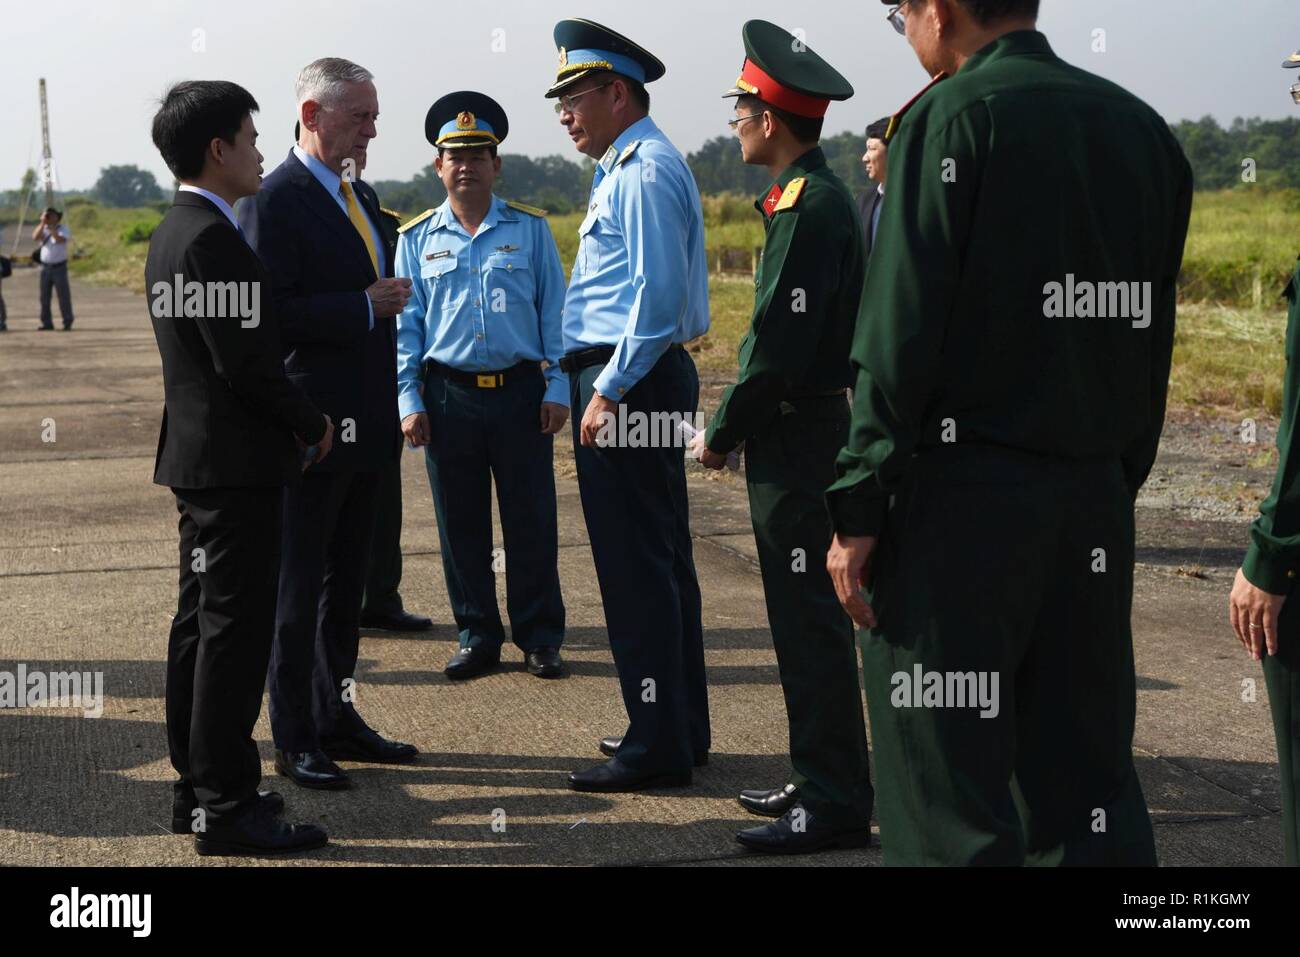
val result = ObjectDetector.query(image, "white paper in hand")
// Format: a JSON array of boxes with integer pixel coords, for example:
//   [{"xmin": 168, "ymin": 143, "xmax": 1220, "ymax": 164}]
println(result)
[{"xmin": 678, "ymin": 420, "xmax": 741, "ymax": 471}]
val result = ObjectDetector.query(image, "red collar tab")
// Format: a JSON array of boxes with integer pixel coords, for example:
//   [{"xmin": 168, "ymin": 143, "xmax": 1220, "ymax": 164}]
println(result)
[{"xmin": 762, "ymin": 183, "xmax": 784, "ymax": 216}]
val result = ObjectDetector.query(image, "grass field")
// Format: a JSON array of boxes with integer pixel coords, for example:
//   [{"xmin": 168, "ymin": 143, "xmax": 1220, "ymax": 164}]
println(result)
[{"xmin": 4, "ymin": 188, "xmax": 1294, "ymax": 417}]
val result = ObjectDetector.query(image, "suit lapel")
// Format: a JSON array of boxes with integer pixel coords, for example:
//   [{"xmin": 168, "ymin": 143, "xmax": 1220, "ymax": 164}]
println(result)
[{"xmin": 284, "ymin": 150, "xmax": 377, "ymax": 280}]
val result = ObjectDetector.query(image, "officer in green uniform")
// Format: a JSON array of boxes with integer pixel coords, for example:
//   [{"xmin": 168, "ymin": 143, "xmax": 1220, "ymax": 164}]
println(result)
[
  {"xmin": 1226, "ymin": 48, "xmax": 1300, "ymax": 868},
  {"xmin": 824, "ymin": 0, "xmax": 1193, "ymax": 865},
  {"xmin": 698, "ymin": 20, "xmax": 873, "ymax": 854}
]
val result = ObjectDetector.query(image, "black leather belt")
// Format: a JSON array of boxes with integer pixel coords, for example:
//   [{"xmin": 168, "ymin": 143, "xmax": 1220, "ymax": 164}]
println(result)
[
  {"xmin": 559, "ymin": 342, "xmax": 684, "ymax": 374},
  {"xmin": 423, "ymin": 359, "xmax": 538, "ymax": 389}
]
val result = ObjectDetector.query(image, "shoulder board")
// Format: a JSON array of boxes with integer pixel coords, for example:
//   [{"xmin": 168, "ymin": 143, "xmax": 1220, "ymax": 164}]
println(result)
[
  {"xmin": 396, "ymin": 208, "xmax": 435, "ymax": 234},
  {"xmin": 505, "ymin": 200, "xmax": 548, "ymax": 218},
  {"xmin": 772, "ymin": 178, "xmax": 806, "ymax": 213},
  {"xmin": 884, "ymin": 71, "xmax": 949, "ymax": 143},
  {"xmin": 616, "ymin": 140, "xmax": 642, "ymax": 167},
  {"xmin": 379, "ymin": 206, "xmax": 402, "ymax": 220}
]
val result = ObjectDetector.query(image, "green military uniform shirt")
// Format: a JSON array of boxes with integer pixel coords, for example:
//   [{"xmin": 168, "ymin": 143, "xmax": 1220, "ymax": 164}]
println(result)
[
  {"xmin": 1245, "ymin": 257, "xmax": 1300, "ymax": 593},
  {"xmin": 824, "ymin": 31, "xmax": 1194, "ymax": 536},
  {"xmin": 704, "ymin": 147, "xmax": 863, "ymax": 454}
]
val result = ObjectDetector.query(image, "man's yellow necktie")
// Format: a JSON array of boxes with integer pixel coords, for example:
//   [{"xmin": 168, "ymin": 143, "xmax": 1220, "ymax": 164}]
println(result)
[{"xmin": 340, "ymin": 180, "xmax": 379, "ymax": 277}]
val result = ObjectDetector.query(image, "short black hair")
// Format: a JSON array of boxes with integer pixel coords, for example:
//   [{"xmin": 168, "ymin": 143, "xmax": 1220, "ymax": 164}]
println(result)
[
  {"xmin": 953, "ymin": 0, "xmax": 1039, "ymax": 24},
  {"xmin": 737, "ymin": 94, "xmax": 823, "ymax": 145},
  {"xmin": 43, "ymin": 206, "xmax": 62, "ymax": 219},
  {"xmin": 438, "ymin": 144, "xmax": 499, "ymax": 159},
  {"xmin": 866, "ymin": 118, "xmax": 890, "ymax": 142},
  {"xmin": 151, "ymin": 80, "xmax": 259, "ymax": 181}
]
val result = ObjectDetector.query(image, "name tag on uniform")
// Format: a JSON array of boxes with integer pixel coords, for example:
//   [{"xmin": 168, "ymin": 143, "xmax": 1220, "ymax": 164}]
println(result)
[{"xmin": 425, "ymin": 250, "xmax": 453, "ymax": 261}]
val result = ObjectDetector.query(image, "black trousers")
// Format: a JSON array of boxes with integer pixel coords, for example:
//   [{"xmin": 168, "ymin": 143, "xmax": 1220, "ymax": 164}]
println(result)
[
  {"xmin": 268, "ymin": 469, "xmax": 380, "ymax": 752},
  {"xmin": 422, "ymin": 364, "xmax": 565, "ymax": 652},
  {"xmin": 569, "ymin": 347, "xmax": 710, "ymax": 772},
  {"xmin": 362, "ymin": 454, "xmax": 404, "ymax": 617},
  {"xmin": 166, "ymin": 486, "xmax": 282, "ymax": 825}
]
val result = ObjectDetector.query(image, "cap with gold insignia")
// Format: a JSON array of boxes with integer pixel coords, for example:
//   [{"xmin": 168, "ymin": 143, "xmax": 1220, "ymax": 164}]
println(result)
[
  {"xmin": 425, "ymin": 91, "xmax": 509, "ymax": 149},
  {"xmin": 1285, "ymin": 50, "xmax": 1300, "ymax": 104},
  {"xmin": 545, "ymin": 18, "xmax": 666, "ymax": 98},
  {"xmin": 722, "ymin": 19, "xmax": 853, "ymax": 119}
]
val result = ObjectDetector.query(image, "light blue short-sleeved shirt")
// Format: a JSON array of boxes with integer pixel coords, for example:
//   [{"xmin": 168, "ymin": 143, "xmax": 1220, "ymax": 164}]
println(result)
[{"xmin": 395, "ymin": 195, "xmax": 569, "ymax": 419}]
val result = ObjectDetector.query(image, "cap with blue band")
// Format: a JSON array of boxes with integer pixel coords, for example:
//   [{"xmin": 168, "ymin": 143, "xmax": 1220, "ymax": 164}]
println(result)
[
  {"xmin": 424, "ymin": 91, "xmax": 508, "ymax": 149},
  {"xmin": 546, "ymin": 18, "xmax": 666, "ymax": 98}
]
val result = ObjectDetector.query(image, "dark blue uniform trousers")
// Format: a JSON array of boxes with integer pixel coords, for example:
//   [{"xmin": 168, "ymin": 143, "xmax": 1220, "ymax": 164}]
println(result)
[
  {"xmin": 268, "ymin": 468, "xmax": 379, "ymax": 752},
  {"xmin": 570, "ymin": 346, "xmax": 710, "ymax": 772},
  {"xmin": 423, "ymin": 364, "xmax": 565, "ymax": 653}
]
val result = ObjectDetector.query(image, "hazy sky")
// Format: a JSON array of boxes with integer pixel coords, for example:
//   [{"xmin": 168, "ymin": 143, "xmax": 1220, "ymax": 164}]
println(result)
[{"xmin": 5, "ymin": 0, "xmax": 1298, "ymax": 192}]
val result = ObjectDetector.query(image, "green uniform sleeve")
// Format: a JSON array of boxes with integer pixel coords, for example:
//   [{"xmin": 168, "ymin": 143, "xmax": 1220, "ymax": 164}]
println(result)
[
  {"xmin": 1244, "ymin": 261, "xmax": 1300, "ymax": 595},
  {"xmin": 825, "ymin": 104, "xmax": 987, "ymax": 537},
  {"xmin": 705, "ymin": 199, "xmax": 845, "ymax": 454},
  {"xmin": 1120, "ymin": 151, "xmax": 1193, "ymax": 499}
]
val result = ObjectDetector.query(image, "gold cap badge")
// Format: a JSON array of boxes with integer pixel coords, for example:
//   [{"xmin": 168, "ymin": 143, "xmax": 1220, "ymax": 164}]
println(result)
[
  {"xmin": 558, "ymin": 46, "xmax": 567, "ymax": 67},
  {"xmin": 456, "ymin": 111, "xmax": 475, "ymax": 131}
]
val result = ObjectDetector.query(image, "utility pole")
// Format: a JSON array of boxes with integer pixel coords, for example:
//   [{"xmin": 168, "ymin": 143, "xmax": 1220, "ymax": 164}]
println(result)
[{"xmin": 39, "ymin": 78, "xmax": 55, "ymax": 208}]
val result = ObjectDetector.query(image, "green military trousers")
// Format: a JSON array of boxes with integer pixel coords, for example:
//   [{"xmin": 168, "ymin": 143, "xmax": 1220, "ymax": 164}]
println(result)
[
  {"xmin": 744, "ymin": 397, "xmax": 873, "ymax": 827},
  {"xmin": 1264, "ymin": 622, "xmax": 1300, "ymax": 865},
  {"xmin": 859, "ymin": 446, "xmax": 1157, "ymax": 865}
]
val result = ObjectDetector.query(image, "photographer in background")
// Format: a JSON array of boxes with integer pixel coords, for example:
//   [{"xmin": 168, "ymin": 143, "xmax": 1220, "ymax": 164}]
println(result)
[{"xmin": 31, "ymin": 207, "xmax": 74, "ymax": 331}]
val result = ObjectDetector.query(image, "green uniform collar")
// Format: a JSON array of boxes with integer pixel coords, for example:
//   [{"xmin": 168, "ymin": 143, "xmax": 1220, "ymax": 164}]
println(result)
[
  {"xmin": 957, "ymin": 29, "xmax": 1054, "ymax": 76},
  {"xmin": 754, "ymin": 146, "xmax": 827, "ymax": 216}
]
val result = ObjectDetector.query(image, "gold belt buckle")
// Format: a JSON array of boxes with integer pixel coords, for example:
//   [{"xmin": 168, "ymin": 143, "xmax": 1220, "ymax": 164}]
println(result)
[{"xmin": 476, "ymin": 374, "xmax": 499, "ymax": 388}]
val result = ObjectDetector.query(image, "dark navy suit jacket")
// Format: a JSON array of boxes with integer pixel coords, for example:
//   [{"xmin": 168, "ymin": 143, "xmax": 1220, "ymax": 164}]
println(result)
[{"xmin": 237, "ymin": 149, "xmax": 400, "ymax": 473}]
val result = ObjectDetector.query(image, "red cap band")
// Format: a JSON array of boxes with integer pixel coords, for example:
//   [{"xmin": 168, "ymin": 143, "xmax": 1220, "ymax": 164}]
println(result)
[{"xmin": 737, "ymin": 58, "xmax": 829, "ymax": 118}]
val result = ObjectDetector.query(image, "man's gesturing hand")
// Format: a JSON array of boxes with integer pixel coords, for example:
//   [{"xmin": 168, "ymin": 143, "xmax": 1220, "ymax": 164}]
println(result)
[
  {"xmin": 367, "ymin": 278, "xmax": 413, "ymax": 318},
  {"xmin": 827, "ymin": 533, "xmax": 879, "ymax": 629},
  {"xmin": 402, "ymin": 411, "xmax": 430, "ymax": 448}
]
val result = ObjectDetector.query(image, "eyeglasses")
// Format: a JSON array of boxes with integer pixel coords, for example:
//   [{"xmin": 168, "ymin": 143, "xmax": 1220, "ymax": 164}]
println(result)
[
  {"xmin": 886, "ymin": 0, "xmax": 918, "ymax": 35},
  {"xmin": 554, "ymin": 82, "xmax": 614, "ymax": 115},
  {"xmin": 727, "ymin": 112, "xmax": 764, "ymax": 131}
]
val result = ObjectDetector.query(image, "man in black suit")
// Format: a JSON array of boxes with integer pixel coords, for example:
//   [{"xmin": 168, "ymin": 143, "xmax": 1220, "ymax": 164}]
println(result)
[
  {"xmin": 147, "ymin": 80, "xmax": 333, "ymax": 855},
  {"xmin": 857, "ymin": 117, "xmax": 889, "ymax": 258},
  {"xmin": 239, "ymin": 58, "xmax": 417, "ymax": 790}
]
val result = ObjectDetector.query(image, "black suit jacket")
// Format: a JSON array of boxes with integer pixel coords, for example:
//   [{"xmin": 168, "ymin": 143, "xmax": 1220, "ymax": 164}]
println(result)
[
  {"xmin": 237, "ymin": 150, "xmax": 400, "ymax": 473},
  {"xmin": 857, "ymin": 186, "xmax": 884, "ymax": 260},
  {"xmin": 146, "ymin": 190, "xmax": 325, "ymax": 489}
]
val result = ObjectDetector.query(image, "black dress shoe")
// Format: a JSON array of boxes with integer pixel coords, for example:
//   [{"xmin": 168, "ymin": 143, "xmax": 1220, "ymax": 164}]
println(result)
[
  {"xmin": 525, "ymin": 647, "xmax": 565, "ymax": 678},
  {"xmin": 735, "ymin": 803, "xmax": 873, "ymax": 855},
  {"xmin": 322, "ymin": 727, "xmax": 418, "ymax": 764},
  {"xmin": 738, "ymin": 782, "xmax": 800, "ymax": 818},
  {"xmin": 194, "ymin": 805, "xmax": 328, "ymax": 857},
  {"xmin": 444, "ymin": 645, "xmax": 501, "ymax": 680},
  {"xmin": 360, "ymin": 608, "xmax": 433, "ymax": 632},
  {"xmin": 171, "ymin": 790, "xmax": 284, "ymax": 834},
  {"xmin": 274, "ymin": 749, "xmax": 350, "ymax": 790},
  {"xmin": 598, "ymin": 735, "xmax": 709, "ymax": 767},
  {"xmin": 568, "ymin": 758, "xmax": 691, "ymax": 793}
]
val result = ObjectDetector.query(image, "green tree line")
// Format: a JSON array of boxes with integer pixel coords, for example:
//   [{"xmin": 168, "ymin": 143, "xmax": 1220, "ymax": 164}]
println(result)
[{"xmin": 4, "ymin": 116, "xmax": 1294, "ymax": 216}]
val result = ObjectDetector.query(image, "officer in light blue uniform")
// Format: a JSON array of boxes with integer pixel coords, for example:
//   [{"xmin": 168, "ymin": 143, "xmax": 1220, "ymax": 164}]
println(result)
[
  {"xmin": 396, "ymin": 91, "xmax": 569, "ymax": 681},
  {"xmin": 545, "ymin": 19, "xmax": 713, "ymax": 793}
]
